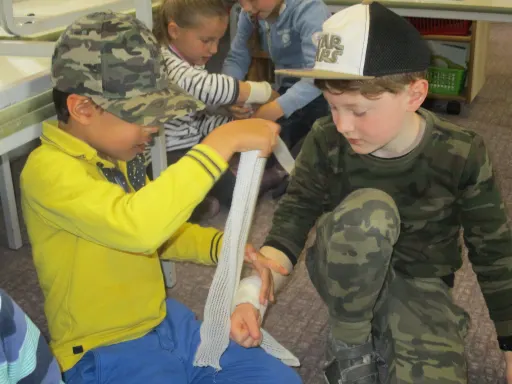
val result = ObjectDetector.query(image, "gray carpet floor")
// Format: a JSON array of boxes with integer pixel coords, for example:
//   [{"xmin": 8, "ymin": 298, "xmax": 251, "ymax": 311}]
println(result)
[{"xmin": 2, "ymin": 23, "xmax": 512, "ymax": 383}]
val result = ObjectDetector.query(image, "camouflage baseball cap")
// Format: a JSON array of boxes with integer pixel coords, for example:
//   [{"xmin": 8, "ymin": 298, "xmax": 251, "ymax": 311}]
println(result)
[{"xmin": 51, "ymin": 11, "xmax": 204, "ymax": 126}]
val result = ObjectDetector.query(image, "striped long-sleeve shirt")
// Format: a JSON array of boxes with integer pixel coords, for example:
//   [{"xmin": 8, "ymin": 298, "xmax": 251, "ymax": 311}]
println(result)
[
  {"xmin": 0, "ymin": 289, "xmax": 63, "ymax": 384},
  {"xmin": 158, "ymin": 46, "xmax": 238, "ymax": 153}
]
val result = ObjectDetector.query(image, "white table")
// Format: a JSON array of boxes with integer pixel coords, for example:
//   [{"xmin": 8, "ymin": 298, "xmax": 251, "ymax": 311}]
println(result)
[{"xmin": 0, "ymin": 55, "xmax": 51, "ymax": 250}]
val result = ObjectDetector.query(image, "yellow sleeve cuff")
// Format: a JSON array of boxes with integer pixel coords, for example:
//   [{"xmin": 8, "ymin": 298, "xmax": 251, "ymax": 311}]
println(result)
[{"xmin": 186, "ymin": 144, "xmax": 229, "ymax": 181}]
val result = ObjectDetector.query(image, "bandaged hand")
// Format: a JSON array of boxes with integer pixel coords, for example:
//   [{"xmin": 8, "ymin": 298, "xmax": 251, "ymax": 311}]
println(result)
[
  {"xmin": 244, "ymin": 244, "xmax": 288, "ymax": 305},
  {"xmin": 230, "ymin": 275, "xmax": 268, "ymax": 348},
  {"xmin": 229, "ymin": 104, "xmax": 254, "ymax": 120},
  {"xmin": 246, "ymin": 81, "xmax": 273, "ymax": 104},
  {"xmin": 230, "ymin": 302, "xmax": 262, "ymax": 348},
  {"xmin": 229, "ymin": 82, "xmax": 276, "ymax": 120}
]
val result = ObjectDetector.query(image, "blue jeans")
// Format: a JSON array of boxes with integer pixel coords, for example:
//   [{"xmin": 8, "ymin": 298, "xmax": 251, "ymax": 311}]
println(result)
[{"xmin": 63, "ymin": 299, "xmax": 301, "ymax": 384}]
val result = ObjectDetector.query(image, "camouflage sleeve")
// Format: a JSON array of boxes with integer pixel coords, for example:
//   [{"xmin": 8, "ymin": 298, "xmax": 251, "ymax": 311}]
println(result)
[
  {"xmin": 264, "ymin": 121, "xmax": 330, "ymax": 265},
  {"xmin": 458, "ymin": 134, "xmax": 512, "ymax": 341}
]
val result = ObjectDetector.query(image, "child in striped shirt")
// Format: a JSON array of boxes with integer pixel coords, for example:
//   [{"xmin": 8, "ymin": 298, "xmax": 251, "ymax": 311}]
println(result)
[
  {"xmin": 150, "ymin": 0, "xmax": 280, "ymax": 220},
  {"xmin": 0, "ymin": 289, "xmax": 63, "ymax": 383}
]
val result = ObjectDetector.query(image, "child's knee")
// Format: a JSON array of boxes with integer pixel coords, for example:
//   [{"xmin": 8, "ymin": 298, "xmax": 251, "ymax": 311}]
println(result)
[
  {"xmin": 308, "ymin": 188, "xmax": 400, "ymax": 290},
  {"xmin": 330, "ymin": 188, "xmax": 400, "ymax": 244}
]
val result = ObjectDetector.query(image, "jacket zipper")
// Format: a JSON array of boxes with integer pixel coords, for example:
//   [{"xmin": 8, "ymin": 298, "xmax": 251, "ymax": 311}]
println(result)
[{"xmin": 264, "ymin": 21, "xmax": 273, "ymax": 61}]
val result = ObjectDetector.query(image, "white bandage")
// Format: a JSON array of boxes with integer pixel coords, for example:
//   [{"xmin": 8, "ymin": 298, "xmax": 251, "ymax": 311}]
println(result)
[
  {"xmin": 246, "ymin": 81, "xmax": 272, "ymax": 104},
  {"xmin": 233, "ymin": 246, "xmax": 293, "ymax": 319},
  {"xmin": 194, "ymin": 152, "xmax": 300, "ymax": 369},
  {"xmin": 233, "ymin": 275, "xmax": 268, "ymax": 318}
]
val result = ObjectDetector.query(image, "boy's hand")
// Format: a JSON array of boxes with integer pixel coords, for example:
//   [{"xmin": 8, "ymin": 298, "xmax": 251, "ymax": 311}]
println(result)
[
  {"xmin": 229, "ymin": 105, "xmax": 253, "ymax": 120},
  {"xmin": 244, "ymin": 244, "xmax": 289, "ymax": 305},
  {"xmin": 202, "ymin": 118, "xmax": 280, "ymax": 161},
  {"xmin": 251, "ymin": 100, "xmax": 284, "ymax": 122},
  {"xmin": 505, "ymin": 351, "xmax": 512, "ymax": 383},
  {"xmin": 230, "ymin": 303, "xmax": 262, "ymax": 348}
]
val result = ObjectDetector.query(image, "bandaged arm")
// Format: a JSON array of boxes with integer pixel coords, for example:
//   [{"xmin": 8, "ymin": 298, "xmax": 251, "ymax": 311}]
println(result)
[{"xmin": 233, "ymin": 246, "xmax": 294, "ymax": 317}]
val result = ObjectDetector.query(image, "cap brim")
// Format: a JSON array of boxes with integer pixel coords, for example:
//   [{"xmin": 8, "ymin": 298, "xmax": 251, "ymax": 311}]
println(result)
[
  {"xmin": 90, "ymin": 82, "xmax": 204, "ymax": 127},
  {"xmin": 275, "ymin": 68, "xmax": 375, "ymax": 80}
]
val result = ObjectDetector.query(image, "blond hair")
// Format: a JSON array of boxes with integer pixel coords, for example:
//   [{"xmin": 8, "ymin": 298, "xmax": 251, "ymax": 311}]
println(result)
[
  {"xmin": 154, "ymin": 0, "xmax": 229, "ymax": 45},
  {"xmin": 314, "ymin": 71, "xmax": 427, "ymax": 99}
]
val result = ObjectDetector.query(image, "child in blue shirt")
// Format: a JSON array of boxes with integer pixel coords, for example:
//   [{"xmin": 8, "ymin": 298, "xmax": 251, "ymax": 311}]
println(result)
[{"xmin": 223, "ymin": 0, "xmax": 331, "ymax": 196}]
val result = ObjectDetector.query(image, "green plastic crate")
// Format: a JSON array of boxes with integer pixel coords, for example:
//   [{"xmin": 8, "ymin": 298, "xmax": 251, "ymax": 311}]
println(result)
[
  {"xmin": 427, "ymin": 55, "xmax": 466, "ymax": 96},
  {"xmin": 427, "ymin": 66, "xmax": 466, "ymax": 95}
]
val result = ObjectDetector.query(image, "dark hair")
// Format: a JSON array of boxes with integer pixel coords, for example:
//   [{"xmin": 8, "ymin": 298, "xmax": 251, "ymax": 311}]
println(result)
[
  {"xmin": 52, "ymin": 88, "xmax": 71, "ymax": 123},
  {"xmin": 154, "ymin": 0, "xmax": 229, "ymax": 46},
  {"xmin": 314, "ymin": 71, "xmax": 428, "ymax": 99},
  {"xmin": 52, "ymin": 88, "xmax": 104, "ymax": 124}
]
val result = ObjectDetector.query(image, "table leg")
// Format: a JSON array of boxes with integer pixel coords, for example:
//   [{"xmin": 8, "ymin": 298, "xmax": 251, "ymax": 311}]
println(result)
[
  {"xmin": 151, "ymin": 130, "xmax": 177, "ymax": 288},
  {"xmin": 0, "ymin": 154, "xmax": 22, "ymax": 249}
]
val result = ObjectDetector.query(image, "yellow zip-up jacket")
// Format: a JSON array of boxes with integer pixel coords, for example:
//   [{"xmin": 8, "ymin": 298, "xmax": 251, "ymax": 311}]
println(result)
[{"xmin": 20, "ymin": 121, "xmax": 227, "ymax": 372}]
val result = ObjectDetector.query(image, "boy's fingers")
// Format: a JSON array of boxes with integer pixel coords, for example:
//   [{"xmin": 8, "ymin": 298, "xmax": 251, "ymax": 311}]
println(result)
[
  {"xmin": 242, "ymin": 336, "xmax": 256, "ymax": 348},
  {"xmin": 254, "ymin": 254, "xmax": 288, "ymax": 276},
  {"xmin": 245, "ymin": 244, "xmax": 257, "ymax": 259},
  {"xmin": 269, "ymin": 278, "xmax": 275, "ymax": 303},
  {"xmin": 261, "ymin": 276, "xmax": 274, "ymax": 304},
  {"xmin": 244, "ymin": 311, "xmax": 262, "ymax": 341},
  {"xmin": 259, "ymin": 268, "xmax": 270, "ymax": 305},
  {"xmin": 231, "ymin": 319, "xmax": 250, "ymax": 344}
]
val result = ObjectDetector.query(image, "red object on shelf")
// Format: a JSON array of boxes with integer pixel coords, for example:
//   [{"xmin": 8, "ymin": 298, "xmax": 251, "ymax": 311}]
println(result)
[{"xmin": 406, "ymin": 17, "xmax": 472, "ymax": 36}]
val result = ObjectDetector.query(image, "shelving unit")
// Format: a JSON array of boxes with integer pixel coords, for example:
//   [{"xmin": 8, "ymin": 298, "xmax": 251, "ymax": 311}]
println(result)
[
  {"xmin": 236, "ymin": 0, "xmax": 491, "ymax": 116},
  {"xmin": 423, "ymin": 21, "xmax": 490, "ymax": 113}
]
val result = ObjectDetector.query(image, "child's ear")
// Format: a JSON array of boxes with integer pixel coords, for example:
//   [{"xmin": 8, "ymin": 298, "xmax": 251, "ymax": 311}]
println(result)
[
  {"xmin": 406, "ymin": 79, "xmax": 429, "ymax": 111},
  {"xmin": 167, "ymin": 20, "xmax": 180, "ymax": 41},
  {"xmin": 67, "ymin": 94, "xmax": 97, "ymax": 125}
]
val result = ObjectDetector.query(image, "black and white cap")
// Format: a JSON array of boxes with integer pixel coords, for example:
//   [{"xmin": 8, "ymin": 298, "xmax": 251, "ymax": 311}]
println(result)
[{"xmin": 276, "ymin": 1, "xmax": 430, "ymax": 80}]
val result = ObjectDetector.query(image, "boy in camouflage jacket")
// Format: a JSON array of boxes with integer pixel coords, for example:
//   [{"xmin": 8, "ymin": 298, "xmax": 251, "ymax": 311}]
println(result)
[{"xmin": 229, "ymin": 2, "xmax": 512, "ymax": 383}]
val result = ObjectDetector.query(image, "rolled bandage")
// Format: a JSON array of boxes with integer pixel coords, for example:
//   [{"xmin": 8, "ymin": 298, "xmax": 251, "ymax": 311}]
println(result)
[
  {"xmin": 233, "ymin": 275, "xmax": 268, "ymax": 318},
  {"xmin": 194, "ymin": 151, "xmax": 300, "ymax": 369},
  {"xmin": 246, "ymin": 81, "xmax": 273, "ymax": 104}
]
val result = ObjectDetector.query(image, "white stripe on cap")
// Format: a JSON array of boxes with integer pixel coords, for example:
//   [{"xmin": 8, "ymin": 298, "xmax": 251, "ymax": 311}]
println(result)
[{"xmin": 312, "ymin": 3, "xmax": 370, "ymax": 76}]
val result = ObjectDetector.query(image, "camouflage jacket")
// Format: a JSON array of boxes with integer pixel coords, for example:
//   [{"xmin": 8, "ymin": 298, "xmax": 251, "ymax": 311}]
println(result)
[{"xmin": 265, "ymin": 108, "xmax": 512, "ymax": 338}]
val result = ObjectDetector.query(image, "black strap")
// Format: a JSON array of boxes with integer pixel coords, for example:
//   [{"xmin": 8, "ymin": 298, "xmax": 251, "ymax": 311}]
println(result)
[
  {"xmin": 329, "ymin": 340, "xmax": 374, "ymax": 361},
  {"xmin": 324, "ymin": 358, "xmax": 378, "ymax": 384}
]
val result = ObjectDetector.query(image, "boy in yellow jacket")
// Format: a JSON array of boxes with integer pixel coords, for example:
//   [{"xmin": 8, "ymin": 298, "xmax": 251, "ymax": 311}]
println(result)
[{"xmin": 20, "ymin": 11, "xmax": 301, "ymax": 384}]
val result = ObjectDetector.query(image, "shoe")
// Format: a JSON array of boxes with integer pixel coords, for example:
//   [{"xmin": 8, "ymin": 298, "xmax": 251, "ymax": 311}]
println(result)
[{"xmin": 324, "ymin": 335, "xmax": 379, "ymax": 384}]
